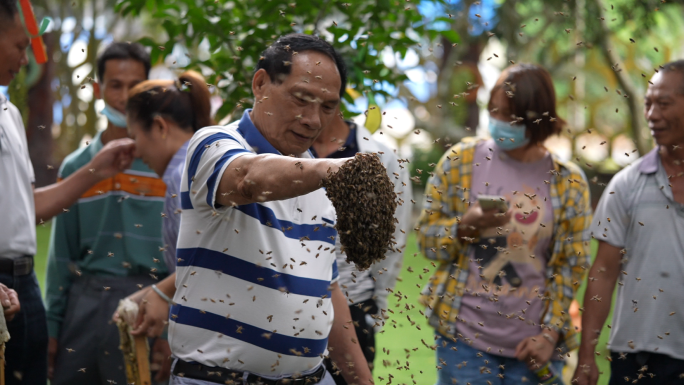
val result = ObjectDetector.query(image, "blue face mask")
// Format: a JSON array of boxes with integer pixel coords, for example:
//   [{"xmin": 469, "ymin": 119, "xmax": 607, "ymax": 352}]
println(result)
[
  {"xmin": 488, "ymin": 117, "xmax": 529, "ymax": 150},
  {"xmin": 101, "ymin": 104, "xmax": 127, "ymax": 128}
]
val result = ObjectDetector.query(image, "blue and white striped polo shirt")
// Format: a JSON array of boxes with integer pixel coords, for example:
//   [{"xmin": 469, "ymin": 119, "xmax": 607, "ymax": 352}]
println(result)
[{"xmin": 169, "ymin": 110, "xmax": 340, "ymax": 376}]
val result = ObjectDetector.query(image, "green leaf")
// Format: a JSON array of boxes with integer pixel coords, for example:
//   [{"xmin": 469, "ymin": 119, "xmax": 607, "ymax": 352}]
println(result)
[
  {"xmin": 439, "ymin": 30, "xmax": 460, "ymax": 44},
  {"xmin": 114, "ymin": 0, "xmax": 442, "ymax": 120}
]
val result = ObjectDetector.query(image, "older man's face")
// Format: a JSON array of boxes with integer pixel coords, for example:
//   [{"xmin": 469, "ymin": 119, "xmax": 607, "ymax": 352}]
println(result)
[
  {"xmin": 645, "ymin": 71, "xmax": 684, "ymax": 148},
  {"xmin": 252, "ymin": 50, "xmax": 342, "ymax": 155}
]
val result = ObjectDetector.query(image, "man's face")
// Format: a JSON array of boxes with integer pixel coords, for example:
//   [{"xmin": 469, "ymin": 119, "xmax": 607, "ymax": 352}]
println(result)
[
  {"xmin": 645, "ymin": 71, "xmax": 684, "ymax": 148},
  {"xmin": 0, "ymin": 14, "xmax": 30, "ymax": 86},
  {"xmin": 95, "ymin": 59, "xmax": 147, "ymax": 114},
  {"xmin": 251, "ymin": 50, "xmax": 341, "ymax": 155}
]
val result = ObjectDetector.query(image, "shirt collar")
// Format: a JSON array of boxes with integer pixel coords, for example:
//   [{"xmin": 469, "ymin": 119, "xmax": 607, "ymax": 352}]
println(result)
[
  {"xmin": 90, "ymin": 130, "xmax": 105, "ymax": 154},
  {"xmin": 638, "ymin": 147, "xmax": 660, "ymax": 174},
  {"xmin": 342, "ymin": 121, "xmax": 358, "ymax": 148},
  {"xmin": 355, "ymin": 123, "xmax": 381, "ymax": 153},
  {"xmin": 163, "ymin": 140, "xmax": 189, "ymax": 181},
  {"xmin": 310, "ymin": 120, "xmax": 359, "ymax": 158},
  {"xmin": 236, "ymin": 109, "xmax": 282, "ymax": 155}
]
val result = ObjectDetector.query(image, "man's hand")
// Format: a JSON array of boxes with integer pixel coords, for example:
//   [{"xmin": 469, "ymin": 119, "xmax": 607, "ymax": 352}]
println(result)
[
  {"xmin": 87, "ymin": 138, "xmax": 135, "ymax": 181},
  {"xmin": 461, "ymin": 202, "xmax": 512, "ymax": 234},
  {"xmin": 572, "ymin": 353, "xmax": 600, "ymax": 385},
  {"xmin": 0, "ymin": 283, "xmax": 20, "ymax": 321},
  {"xmin": 318, "ymin": 157, "xmax": 348, "ymax": 179},
  {"xmin": 32, "ymin": 138, "xmax": 136, "ymax": 223},
  {"xmin": 131, "ymin": 289, "xmax": 170, "ymax": 338},
  {"xmin": 48, "ymin": 337, "xmax": 58, "ymax": 380},
  {"xmin": 151, "ymin": 338, "xmax": 173, "ymax": 382},
  {"xmin": 515, "ymin": 332, "xmax": 556, "ymax": 371}
]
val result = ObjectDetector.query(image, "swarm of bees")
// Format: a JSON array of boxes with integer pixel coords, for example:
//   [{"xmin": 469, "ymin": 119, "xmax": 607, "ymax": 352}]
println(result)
[{"xmin": 322, "ymin": 153, "xmax": 398, "ymax": 270}]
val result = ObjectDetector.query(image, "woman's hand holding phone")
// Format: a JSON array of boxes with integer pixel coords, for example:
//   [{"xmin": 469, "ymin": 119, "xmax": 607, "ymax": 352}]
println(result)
[{"xmin": 460, "ymin": 200, "xmax": 512, "ymax": 238}]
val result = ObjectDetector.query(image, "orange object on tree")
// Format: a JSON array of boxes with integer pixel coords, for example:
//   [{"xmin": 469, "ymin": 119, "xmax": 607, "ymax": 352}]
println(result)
[{"xmin": 17, "ymin": 0, "xmax": 49, "ymax": 64}]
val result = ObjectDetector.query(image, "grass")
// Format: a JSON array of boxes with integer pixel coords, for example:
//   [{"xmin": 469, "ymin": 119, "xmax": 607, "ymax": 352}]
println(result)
[
  {"xmin": 35, "ymin": 223, "xmax": 51, "ymax": 298},
  {"xmin": 33, "ymin": 225, "xmax": 614, "ymax": 385},
  {"xmin": 372, "ymin": 235, "xmax": 614, "ymax": 385}
]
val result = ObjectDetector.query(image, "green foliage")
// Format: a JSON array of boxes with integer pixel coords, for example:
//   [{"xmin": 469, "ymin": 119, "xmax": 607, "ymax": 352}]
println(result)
[
  {"xmin": 8, "ymin": 67, "xmax": 29, "ymax": 128},
  {"xmin": 116, "ymin": 0, "xmax": 451, "ymax": 121},
  {"xmin": 478, "ymin": 0, "xmax": 684, "ymax": 160},
  {"xmin": 497, "ymin": 0, "xmax": 681, "ymax": 60},
  {"xmin": 409, "ymin": 143, "xmax": 444, "ymax": 188},
  {"xmin": 447, "ymin": 66, "xmax": 477, "ymax": 126}
]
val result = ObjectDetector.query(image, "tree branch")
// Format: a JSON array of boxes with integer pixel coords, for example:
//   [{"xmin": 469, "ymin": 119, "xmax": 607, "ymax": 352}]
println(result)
[
  {"xmin": 593, "ymin": 0, "xmax": 651, "ymax": 155},
  {"xmin": 313, "ymin": 0, "xmax": 332, "ymax": 36}
]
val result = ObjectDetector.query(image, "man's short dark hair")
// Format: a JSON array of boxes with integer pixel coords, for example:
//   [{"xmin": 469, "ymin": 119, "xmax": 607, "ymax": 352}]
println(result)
[
  {"xmin": 97, "ymin": 42, "xmax": 151, "ymax": 82},
  {"xmin": 256, "ymin": 34, "xmax": 347, "ymax": 98},
  {"xmin": 660, "ymin": 60, "xmax": 684, "ymax": 95},
  {"xmin": 0, "ymin": 0, "xmax": 18, "ymax": 27}
]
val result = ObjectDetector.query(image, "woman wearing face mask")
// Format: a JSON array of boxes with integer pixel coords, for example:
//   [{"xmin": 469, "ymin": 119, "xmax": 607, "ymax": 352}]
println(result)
[
  {"xmin": 417, "ymin": 64, "xmax": 592, "ymax": 385},
  {"xmin": 111, "ymin": 70, "xmax": 214, "ymax": 381}
]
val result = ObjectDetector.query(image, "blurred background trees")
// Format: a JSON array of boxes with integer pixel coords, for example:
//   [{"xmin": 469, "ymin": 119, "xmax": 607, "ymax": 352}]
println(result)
[
  {"xmin": 6, "ymin": 0, "xmax": 684, "ymax": 196},
  {"xmin": 7, "ymin": 1, "xmax": 684, "ymax": 384}
]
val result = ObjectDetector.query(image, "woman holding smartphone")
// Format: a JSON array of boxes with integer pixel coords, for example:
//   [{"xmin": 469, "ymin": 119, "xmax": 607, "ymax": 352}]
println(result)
[{"xmin": 417, "ymin": 63, "xmax": 592, "ymax": 385}]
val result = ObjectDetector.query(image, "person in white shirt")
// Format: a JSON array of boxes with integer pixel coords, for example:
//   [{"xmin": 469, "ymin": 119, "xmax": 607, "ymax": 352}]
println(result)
[
  {"xmin": 574, "ymin": 60, "xmax": 684, "ymax": 385},
  {"xmin": 0, "ymin": 1, "xmax": 139, "ymax": 382},
  {"xmin": 311, "ymin": 113, "xmax": 412, "ymax": 382}
]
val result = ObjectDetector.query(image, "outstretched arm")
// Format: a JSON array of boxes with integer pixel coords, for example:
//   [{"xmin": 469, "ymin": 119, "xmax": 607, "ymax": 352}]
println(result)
[
  {"xmin": 216, "ymin": 154, "xmax": 348, "ymax": 207},
  {"xmin": 34, "ymin": 138, "xmax": 136, "ymax": 222}
]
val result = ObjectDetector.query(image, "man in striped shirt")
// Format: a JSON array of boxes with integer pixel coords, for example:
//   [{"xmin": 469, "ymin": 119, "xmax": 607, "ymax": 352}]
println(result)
[{"xmin": 169, "ymin": 34, "xmax": 372, "ymax": 385}]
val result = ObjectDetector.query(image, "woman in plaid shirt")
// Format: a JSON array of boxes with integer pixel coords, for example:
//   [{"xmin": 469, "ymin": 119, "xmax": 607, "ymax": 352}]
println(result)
[{"xmin": 417, "ymin": 64, "xmax": 592, "ymax": 385}]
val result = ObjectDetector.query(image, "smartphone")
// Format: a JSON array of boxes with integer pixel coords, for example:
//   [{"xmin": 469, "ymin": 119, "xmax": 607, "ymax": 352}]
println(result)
[{"xmin": 477, "ymin": 194, "xmax": 509, "ymax": 212}]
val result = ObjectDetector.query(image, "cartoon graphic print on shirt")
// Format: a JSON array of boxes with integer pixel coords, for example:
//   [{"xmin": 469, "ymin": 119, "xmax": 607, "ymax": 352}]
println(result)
[
  {"xmin": 474, "ymin": 185, "xmax": 553, "ymax": 289},
  {"xmin": 455, "ymin": 140, "xmax": 555, "ymax": 356}
]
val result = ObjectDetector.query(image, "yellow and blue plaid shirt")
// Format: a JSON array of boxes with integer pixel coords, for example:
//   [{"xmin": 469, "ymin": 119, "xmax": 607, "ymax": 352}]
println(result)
[{"xmin": 417, "ymin": 137, "xmax": 592, "ymax": 354}]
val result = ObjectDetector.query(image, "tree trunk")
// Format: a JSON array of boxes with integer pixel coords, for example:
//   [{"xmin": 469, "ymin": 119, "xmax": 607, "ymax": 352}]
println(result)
[
  {"xmin": 26, "ymin": 32, "xmax": 57, "ymax": 187},
  {"xmin": 435, "ymin": 0, "xmax": 486, "ymax": 140},
  {"xmin": 593, "ymin": 0, "xmax": 652, "ymax": 156},
  {"xmin": 461, "ymin": 42, "xmax": 484, "ymax": 132}
]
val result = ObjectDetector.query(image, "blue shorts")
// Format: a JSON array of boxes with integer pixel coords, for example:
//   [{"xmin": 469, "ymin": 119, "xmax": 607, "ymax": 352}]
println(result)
[{"xmin": 434, "ymin": 333, "xmax": 565, "ymax": 385}]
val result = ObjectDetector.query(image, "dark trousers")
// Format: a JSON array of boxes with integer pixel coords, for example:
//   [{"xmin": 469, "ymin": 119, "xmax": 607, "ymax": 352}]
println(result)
[
  {"xmin": 325, "ymin": 299, "xmax": 378, "ymax": 385},
  {"xmin": 51, "ymin": 275, "xmax": 162, "ymax": 385},
  {"xmin": 0, "ymin": 271, "xmax": 49, "ymax": 385},
  {"xmin": 609, "ymin": 351, "xmax": 684, "ymax": 385}
]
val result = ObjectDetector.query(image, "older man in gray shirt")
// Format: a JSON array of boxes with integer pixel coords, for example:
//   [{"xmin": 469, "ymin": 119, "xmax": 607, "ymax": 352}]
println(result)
[{"xmin": 574, "ymin": 60, "xmax": 684, "ymax": 385}]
